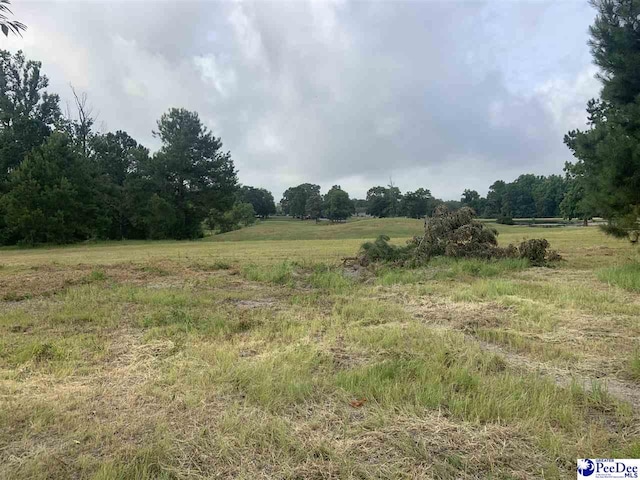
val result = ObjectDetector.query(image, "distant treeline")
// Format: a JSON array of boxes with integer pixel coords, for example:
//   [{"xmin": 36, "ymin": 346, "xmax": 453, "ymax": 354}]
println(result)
[
  {"xmin": 0, "ymin": 49, "xmax": 589, "ymax": 246},
  {"xmin": 279, "ymin": 173, "xmax": 583, "ymax": 223}
]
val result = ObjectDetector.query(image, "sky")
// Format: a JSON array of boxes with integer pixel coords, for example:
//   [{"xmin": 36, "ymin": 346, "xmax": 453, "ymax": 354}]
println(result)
[{"xmin": 4, "ymin": 0, "xmax": 600, "ymax": 201}]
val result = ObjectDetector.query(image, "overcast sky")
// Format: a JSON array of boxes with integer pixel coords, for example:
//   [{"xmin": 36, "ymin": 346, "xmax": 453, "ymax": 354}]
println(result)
[{"xmin": 5, "ymin": 0, "xmax": 600, "ymax": 200}]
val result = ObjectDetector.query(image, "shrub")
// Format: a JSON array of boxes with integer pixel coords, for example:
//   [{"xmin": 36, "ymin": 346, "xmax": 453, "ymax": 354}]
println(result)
[
  {"xmin": 496, "ymin": 214, "xmax": 514, "ymax": 225},
  {"xmin": 357, "ymin": 235, "xmax": 415, "ymax": 266},
  {"xmin": 516, "ymin": 239, "xmax": 563, "ymax": 266},
  {"xmin": 208, "ymin": 202, "xmax": 257, "ymax": 234}
]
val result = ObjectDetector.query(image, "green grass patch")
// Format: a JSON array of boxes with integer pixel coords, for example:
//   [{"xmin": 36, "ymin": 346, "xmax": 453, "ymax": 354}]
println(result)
[
  {"xmin": 598, "ymin": 263, "xmax": 640, "ymax": 292},
  {"xmin": 332, "ymin": 297, "xmax": 411, "ymax": 326},
  {"xmin": 242, "ymin": 261, "xmax": 294, "ymax": 285},
  {"xmin": 629, "ymin": 348, "xmax": 640, "ymax": 380},
  {"xmin": 86, "ymin": 269, "xmax": 107, "ymax": 282},
  {"xmin": 2, "ymin": 219, "xmax": 640, "ymax": 478},
  {"xmin": 308, "ymin": 268, "xmax": 354, "ymax": 293},
  {"xmin": 431, "ymin": 257, "xmax": 530, "ymax": 279},
  {"xmin": 375, "ymin": 268, "xmax": 425, "ymax": 285}
]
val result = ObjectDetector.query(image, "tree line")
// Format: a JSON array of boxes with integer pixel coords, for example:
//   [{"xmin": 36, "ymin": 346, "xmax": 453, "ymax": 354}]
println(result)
[
  {"xmin": 279, "ymin": 174, "xmax": 585, "ymax": 223},
  {"xmin": 3, "ymin": 0, "xmax": 639, "ymax": 244},
  {"xmin": 280, "ymin": 184, "xmax": 354, "ymax": 222},
  {"xmin": 283, "ymin": 0, "xmax": 640, "ymax": 238},
  {"xmin": 0, "ymin": 50, "xmax": 277, "ymax": 245}
]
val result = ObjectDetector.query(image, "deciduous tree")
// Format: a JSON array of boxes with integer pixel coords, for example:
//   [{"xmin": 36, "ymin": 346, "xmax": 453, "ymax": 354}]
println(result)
[
  {"xmin": 0, "ymin": 50, "xmax": 61, "ymax": 184},
  {"xmin": 325, "ymin": 185, "xmax": 354, "ymax": 222}
]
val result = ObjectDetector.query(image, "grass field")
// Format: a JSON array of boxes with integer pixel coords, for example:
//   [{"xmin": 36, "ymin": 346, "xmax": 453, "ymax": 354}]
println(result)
[{"xmin": 1, "ymin": 218, "xmax": 640, "ymax": 479}]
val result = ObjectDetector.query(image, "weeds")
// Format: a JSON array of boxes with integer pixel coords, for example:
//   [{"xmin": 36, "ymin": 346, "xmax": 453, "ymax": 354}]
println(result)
[
  {"xmin": 598, "ymin": 263, "xmax": 640, "ymax": 292},
  {"xmin": 242, "ymin": 261, "xmax": 294, "ymax": 284},
  {"xmin": 630, "ymin": 349, "xmax": 640, "ymax": 380},
  {"xmin": 0, "ymin": 218, "xmax": 638, "ymax": 479}
]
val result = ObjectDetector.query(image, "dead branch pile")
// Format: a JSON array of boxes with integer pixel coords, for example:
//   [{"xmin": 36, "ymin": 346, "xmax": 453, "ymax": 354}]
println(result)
[{"xmin": 353, "ymin": 206, "xmax": 561, "ymax": 267}]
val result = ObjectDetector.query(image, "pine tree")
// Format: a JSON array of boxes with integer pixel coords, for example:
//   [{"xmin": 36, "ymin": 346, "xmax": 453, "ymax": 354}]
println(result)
[
  {"xmin": 565, "ymin": 0, "xmax": 640, "ymax": 239},
  {"xmin": 150, "ymin": 108, "xmax": 238, "ymax": 239},
  {"xmin": 2, "ymin": 133, "xmax": 99, "ymax": 244}
]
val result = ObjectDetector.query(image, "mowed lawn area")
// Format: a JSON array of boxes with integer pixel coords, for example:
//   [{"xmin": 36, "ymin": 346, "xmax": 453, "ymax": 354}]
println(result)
[{"xmin": 1, "ymin": 218, "xmax": 640, "ymax": 479}]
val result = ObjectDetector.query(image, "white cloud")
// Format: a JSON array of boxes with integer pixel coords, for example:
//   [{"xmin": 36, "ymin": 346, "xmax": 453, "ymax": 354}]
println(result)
[{"xmin": 4, "ymin": 0, "xmax": 599, "ymax": 200}]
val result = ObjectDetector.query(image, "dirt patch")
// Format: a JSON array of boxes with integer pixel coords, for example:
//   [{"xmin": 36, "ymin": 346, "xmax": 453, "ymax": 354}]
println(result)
[
  {"xmin": 0, "ymin": 261, "xmax": 248, "ymax": 301},
  {"xmin": 233, "ymin": 298, "xmax": 277, "ymax": 309},
  {"xmin": 406, "ymin": 297, "xmax": 509, "ymax": 331},
  {"xmin": 341, "ymin": 413, "xmax": 545, "ymax": 479},
  {"xmin": 475, "ymin": 337, "xmax": 640, "ymax": 411},
  {"xmin": 0, "ymin": 267, "xmax": 87, "ymax": 300},
  {"xmin": 401, "ymin": 294, "xmax": 640, "ymax": 410}
]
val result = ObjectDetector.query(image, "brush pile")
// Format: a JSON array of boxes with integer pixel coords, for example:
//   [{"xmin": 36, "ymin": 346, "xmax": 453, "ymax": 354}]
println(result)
[{"xmin": 353, "ymin": 206, "xmax": 561, "ymax": 267}]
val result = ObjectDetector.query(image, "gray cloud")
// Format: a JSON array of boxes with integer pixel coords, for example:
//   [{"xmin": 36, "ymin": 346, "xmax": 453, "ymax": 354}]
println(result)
[{"xmin": 6, "ymin": 0, "xmax": 599, "ymax": 200}]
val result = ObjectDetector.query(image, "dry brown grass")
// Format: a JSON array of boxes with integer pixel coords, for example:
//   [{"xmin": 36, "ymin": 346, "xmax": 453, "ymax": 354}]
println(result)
[{"xmin": 1, "ymin": 223, "xmax": 640, "ymax": 478}]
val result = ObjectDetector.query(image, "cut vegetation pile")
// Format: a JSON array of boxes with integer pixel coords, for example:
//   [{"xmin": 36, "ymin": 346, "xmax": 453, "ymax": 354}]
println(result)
[{"xmin": 355, "ymin": 206, "xmax": 561, "ymax": 267}]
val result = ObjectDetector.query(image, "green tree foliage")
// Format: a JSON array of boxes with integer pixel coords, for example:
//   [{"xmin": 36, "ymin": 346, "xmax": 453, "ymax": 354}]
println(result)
[
  {"xmin": 233, "ymin": 202, "xmax": 256, "ymax": 226},
  {"xmin": 0, "ymin": 51, "xmax": 269, "ymax": 244},
  {"xmin": 560, "ymin": 162, "xmax": 593, "ymax": 224},
  {"xmin": 207, "ymin": 202, "xmax": 256, "ymax": 233},
  {"xmin": 305, "ymin": 192, "xmax": 323, "ymax": 222},
  {"xmin": 481, "ymin": 175, "xmax": 567, "ymax": 219},
  {"xmin": 281, "ymin": 183, "xmax": 320, "ymax": 218},
  {"xmin": 238, "ymin": 186, "xmax": 276, "ymax": 219},
  {"xmin": 1, "ymin": 133, "xmax": 100, "ymax": 244},
  {"xmin": 503, "ymin": 174, "xmax": 537, "ymax": 218},
  {"xmin": 401, "ymin": 188, "xmax": 432, "ymax": 218},
  {"xmin": 0, "ymin": 50, "xmax": 61, "ymax": 185},
  {"xmin": 485, "ymin": 180, "xmax": 507, "ymax": 217},
  {"xmin": 352, "ymin": 198, "xmax": 368, "ymax": 216},
  {"xmin": 385, "ymin": 183, "xmax": 401, "ymax": 217},
  {"xmin": 324, "ymin": 185, "xmax": 354, "ymax": 222},
  {"xmin": 366, "ymin": 186, "xmax": 388, "ymax": 217},
  {"xmin": 91, "ymin": 131, "xmax": 150, "ymax": 239},
  {"xmin": 441, "ymin": 199, "xmax": 463, "ymax": 212},
  {"xmin": 150, "ymin": 108, "xmax": 238, "ymax": 239},
  {"xmin": 589, "ymin": 0, "xmax": 640, "ymax": 105},
  {"xmin": 533, "ymin": 175, "xmax": 566, "ymax": 218},
  {"xmin": 146, "ymin": 193, "xmax": 178, "ymax": 239},
  {"xmin": 564, "ymin": 0, "xmax": 640, "ymax": 238},
  {"xmin": 0, "ymin": 1, "xmax": 26, "ymax": 38},
  {"xmin": 460, "ymin": 189, "xmax": 485, "ymax": 215}
]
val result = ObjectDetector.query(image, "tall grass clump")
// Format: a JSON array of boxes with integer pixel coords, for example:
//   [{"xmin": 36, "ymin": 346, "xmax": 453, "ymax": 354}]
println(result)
[
  {"xmin": 629, "ymin": 348, "xmax": 640, "ymax": 380},
  {"xmin": 431, "ymin": 257, "xmax": 530, "ymax": 278},
  {"xmin": 308, "ymin": 268, "xmax": 354, "ymax": 292},
  {"xmin": 242, "ymin": 261, "xmax": 294, "ymax": 285},
  {"xmin": 597, "ymin": 263, "xmax": 640, "ymax": 292}
]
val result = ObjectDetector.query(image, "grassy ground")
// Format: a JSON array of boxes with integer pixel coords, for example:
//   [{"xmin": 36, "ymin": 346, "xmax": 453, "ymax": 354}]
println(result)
[
  {"xmin": 1, "ymin": 218, "xmax": 640, "ymax": 479},
  {"xmin": 204, "ymin": 216, "xmax": 427, "ymax": 242}
]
